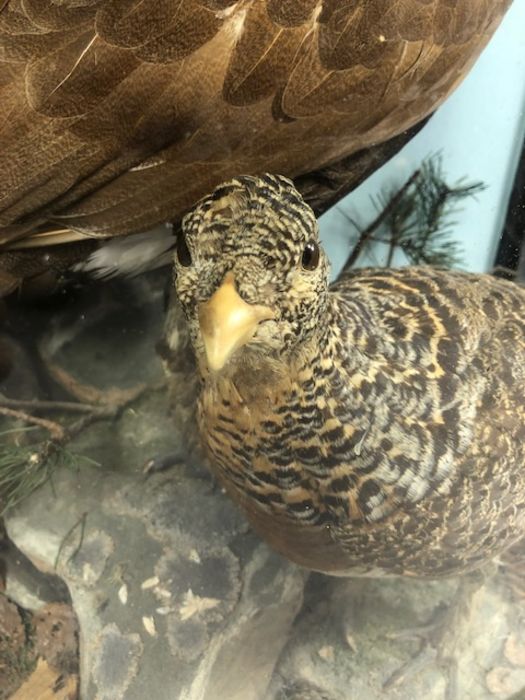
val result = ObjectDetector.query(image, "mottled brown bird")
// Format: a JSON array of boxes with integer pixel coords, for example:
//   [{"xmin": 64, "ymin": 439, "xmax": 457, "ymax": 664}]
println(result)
[
  {"xmin": 0, "ymin": 0, "xmax": 512, "ymax": 293},
  {"xmin": 169, "ymin": 173, "xmax": 525, "ymax": 578}
]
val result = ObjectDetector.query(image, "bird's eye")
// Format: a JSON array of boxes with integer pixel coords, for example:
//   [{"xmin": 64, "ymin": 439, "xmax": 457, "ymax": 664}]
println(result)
[
  {"xmin": 176, "ymin": 232, "xmax": 192, "ymax": 267},
  {"xmin": 301, "ymin": 241, "xmax": 320, "ymax": 271}
]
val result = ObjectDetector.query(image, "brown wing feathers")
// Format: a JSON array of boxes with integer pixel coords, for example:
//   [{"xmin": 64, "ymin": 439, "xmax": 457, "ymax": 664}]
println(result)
[{"xmin": 0, "ymin": 1, "xmax": 511, "ymax": 256}]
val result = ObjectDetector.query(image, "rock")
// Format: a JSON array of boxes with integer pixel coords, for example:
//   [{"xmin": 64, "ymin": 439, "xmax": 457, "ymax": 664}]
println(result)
[
  {"xmin": 265, "ymin": 574, "xmax": 525, "ymax": 700},
  {"xmin": 91, "ymin": 624, "xmax": 143, "ymax": 700},
  {"xmin": 33, "ymin": 602, "xmax": 79, "ymax": 676},
  {"xmin": 0, "ymin": 583, "xmax": 78, "ymax": 699},
  {"xmin": 0, "ymin": 595, "xmax": 29, "ymax": 698},
  {"xmin": 5, "ymin": 461, "xmax": 305, "ymax": 700}
]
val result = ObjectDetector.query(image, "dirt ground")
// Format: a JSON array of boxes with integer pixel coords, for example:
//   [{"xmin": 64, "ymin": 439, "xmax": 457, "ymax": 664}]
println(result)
[{"xmin": 0, "ymin": 538, "xmax": 79, "ymax": 700}]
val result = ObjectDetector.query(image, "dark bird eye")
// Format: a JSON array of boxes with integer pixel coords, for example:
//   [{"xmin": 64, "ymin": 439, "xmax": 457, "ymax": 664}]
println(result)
[
  {"xmin": 176, "ymin": 232, "xmax": 192, "ymax": 267},
  {"xmin": 301, "ymin": 241, "xmax": 320, "ymax": 271}
]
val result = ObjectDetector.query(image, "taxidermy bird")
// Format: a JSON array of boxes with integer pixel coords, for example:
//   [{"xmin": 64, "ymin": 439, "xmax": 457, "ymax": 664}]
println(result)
[
  {"xmin": 167, "ymin": 174, "xmax": 525, "ymax": 578},
  {"xmin": 0, "ymin": 0, "xmax": 512, "ymax": 294}
]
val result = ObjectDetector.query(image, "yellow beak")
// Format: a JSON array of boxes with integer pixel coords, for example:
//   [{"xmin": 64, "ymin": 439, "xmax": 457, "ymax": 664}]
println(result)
[{"xmin": 198, "ymin": 272, "xmax": 274, "ymax": 372}]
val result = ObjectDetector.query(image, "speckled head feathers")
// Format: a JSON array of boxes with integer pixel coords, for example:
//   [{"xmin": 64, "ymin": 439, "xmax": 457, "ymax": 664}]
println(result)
[
  {"xmin": 181, "ymin": 174, "xmax": 320, "ymax": 263},
  {"xmin": 174, "ymin": 174, "xmax": 330, "ymax": 370}
]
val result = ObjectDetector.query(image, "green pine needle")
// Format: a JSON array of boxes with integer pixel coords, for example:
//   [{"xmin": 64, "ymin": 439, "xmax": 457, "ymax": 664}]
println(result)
[
  {"xmin": 374, "ymin": 154, "xmax": 485, "ymax": 268},
  {"xmin": 0, "ymin": 427, "xmax": 97, "ymax": 516}
]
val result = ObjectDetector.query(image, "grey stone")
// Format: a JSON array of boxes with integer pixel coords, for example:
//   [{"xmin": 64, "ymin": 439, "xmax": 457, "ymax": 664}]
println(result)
[
  {"xmin": 91, "ymin": 624, "xmax": 143, "ymax": 700},
  {"xmin": 5, "ymin": 459, "xmax": 305, "ymax": 700}
]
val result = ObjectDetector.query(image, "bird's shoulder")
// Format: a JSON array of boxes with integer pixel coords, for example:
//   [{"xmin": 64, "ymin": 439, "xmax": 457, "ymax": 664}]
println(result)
[{"xmin": 328, "ymin": 265, "xmax": 525, "ymax": 358}]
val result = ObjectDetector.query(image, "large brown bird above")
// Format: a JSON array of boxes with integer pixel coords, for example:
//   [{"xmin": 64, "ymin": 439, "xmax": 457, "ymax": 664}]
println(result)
[
  {"xmin": 0, "ymin": 0, "xmax": 512, "ymax": 293},
  {"xmin": 167, "ymin": 174, "xmax": 525, "ymax": 578}
]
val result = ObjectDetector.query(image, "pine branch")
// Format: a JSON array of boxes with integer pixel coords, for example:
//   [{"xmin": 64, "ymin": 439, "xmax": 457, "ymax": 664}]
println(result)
[
  {"xmin": 343, "ymin": 170, "xmax": 421, "ymax": 270},
  {"xmin": 343, "ymin": 154, "xmax": 486, "ymax": 270},
  {"xmin": 0, "ymin": 431, "xmax": 93, "ymax": 516},
  {"xmin": 0, "ymin": 382, "xmax": 158, "ymax": 515}
]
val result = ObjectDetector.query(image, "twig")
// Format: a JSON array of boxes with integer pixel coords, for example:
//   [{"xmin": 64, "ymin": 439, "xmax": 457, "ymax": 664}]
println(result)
[
  {"xmin": 0, "ymin": 380, "xmax": 161, "ymax": 515},
  {"xmin": 38, "ymin": 385, "xmax": 151, "ymax": 455},
  {"xmin": 0, "ymin": 406, "xmax": 65, "ymax": 441},
  {"xmin": 386, "ymin": 228, "xmax": 398, "ymax": 267},
  {"xmin": 343, "ymin": 170, "xmax": 421, "ymax": 270},
  {"xmin": 64, "ymin": 405, "xmax": 123, "ymax": 438},
  {"xmin": 54, "ymin": 512, "xmax": 88, "ymax": 570},
  {"xmin": 0, "ymin": 395, "xmax": 98, "ymax": 414}
]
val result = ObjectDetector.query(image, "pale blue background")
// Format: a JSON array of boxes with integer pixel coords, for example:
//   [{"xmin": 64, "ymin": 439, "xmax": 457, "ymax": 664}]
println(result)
[{"xmin": 319, "ymin": 0, "xmax": 525, "ymax": 279}]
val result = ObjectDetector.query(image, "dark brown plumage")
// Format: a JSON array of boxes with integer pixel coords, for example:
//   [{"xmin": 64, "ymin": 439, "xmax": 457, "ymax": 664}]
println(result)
[
  {"xmin": 0, "ymin": 0, "xmax": 511, "ymax": 292},
  {"xmin": 169, "ymin": 174, "xmax": 525, "ymax": 577}
]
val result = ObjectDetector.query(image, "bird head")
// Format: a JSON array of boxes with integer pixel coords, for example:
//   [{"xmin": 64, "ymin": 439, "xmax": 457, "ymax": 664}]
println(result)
[{"xmin": 174, "ymin": 174, "xmax": 331, "ymax": 375}]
